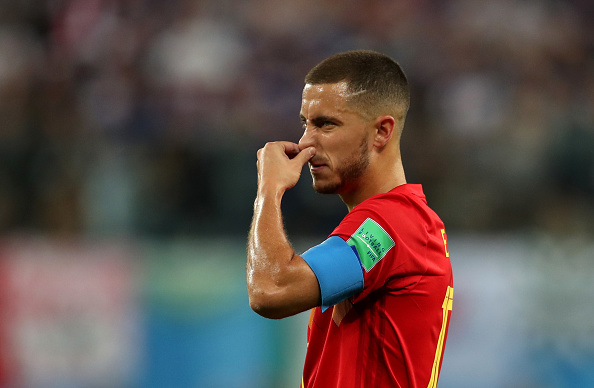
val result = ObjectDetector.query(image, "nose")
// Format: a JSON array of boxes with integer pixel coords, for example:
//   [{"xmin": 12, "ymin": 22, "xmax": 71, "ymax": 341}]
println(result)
[{"xmin": 298, "ymin": 125, "xmax": 316, "ymax": 150}]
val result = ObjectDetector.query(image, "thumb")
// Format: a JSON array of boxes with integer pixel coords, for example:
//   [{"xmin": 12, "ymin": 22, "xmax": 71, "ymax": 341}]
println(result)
[{"xmin": 293, "ymin": 146, "xmax": 316, "ymax": 166}]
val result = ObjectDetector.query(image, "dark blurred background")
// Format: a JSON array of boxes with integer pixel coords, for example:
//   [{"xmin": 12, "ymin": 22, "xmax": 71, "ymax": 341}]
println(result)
[{"xmin": 0, "ymin": 0, "xmax": 593, "ymax": 387}]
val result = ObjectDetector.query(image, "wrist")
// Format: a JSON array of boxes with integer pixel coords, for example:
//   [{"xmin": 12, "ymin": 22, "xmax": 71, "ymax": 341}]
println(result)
[
  {"xmin": 255, "ymin": 185, "xmax": 284, "ymax": 207},
  {"xmin": 257, "ymin": 179, "xmax": 285, "ymax": 198}
]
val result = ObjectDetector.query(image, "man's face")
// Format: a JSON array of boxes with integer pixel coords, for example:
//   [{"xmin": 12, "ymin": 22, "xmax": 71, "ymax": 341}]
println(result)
[{"xmin": 298, "ymin": 82, "xmax": 372, "ymax": 194}]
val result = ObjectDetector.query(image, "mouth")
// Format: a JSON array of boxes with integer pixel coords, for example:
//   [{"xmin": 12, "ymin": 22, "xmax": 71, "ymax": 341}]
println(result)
[{"xmin": 309, "ymin": 160, "xmax": 328, "ymax": 172}]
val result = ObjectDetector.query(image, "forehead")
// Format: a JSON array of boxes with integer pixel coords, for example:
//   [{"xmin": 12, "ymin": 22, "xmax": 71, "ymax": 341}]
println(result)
[{"xmin": 300, "ymin": 82, "xmax": 355, "ymax": 116}]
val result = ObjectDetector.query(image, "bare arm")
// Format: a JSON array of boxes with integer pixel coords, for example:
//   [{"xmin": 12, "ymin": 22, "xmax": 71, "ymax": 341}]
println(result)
[{"xmin": 247, "ymin": 141, "xmax": 321, "ymax": 319}]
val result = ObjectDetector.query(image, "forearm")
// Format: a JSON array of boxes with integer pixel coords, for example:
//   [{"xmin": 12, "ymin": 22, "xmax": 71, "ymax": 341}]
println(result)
[
  {"xmin": 247, "ymin": 141, "xmax": 319, "ymax": 318},
  {"xmin": 247, "ymin": 188, "xmax": 296, "ymax": 310}
]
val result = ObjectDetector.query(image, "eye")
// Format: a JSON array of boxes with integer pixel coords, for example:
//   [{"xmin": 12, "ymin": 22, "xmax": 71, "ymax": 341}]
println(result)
[
  {"xmin": 320, "ymin": 120, "xmax": 337, "ymax": 130},
  {"xmin": 299, "ymin": 116, "xmax": 307, "ymax": 128},
  {"xmin": 312, "ymin": 118, "xmax": 336, "ymax": 129}
]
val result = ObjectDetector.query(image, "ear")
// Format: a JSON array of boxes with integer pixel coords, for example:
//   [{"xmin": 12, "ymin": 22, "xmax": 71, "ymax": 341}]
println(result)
[{"xmin": 373, "ymin": 115, "xmax": 396, "ymax": 148}]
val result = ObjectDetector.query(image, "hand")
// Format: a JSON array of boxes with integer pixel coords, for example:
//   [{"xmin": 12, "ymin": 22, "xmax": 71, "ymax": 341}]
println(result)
[{"xmin": 256, "ymin": 141, "xmax": 316, "ymax": 194}]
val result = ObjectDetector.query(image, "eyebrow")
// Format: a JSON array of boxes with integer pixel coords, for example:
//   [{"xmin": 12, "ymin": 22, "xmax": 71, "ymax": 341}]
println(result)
[{"xmin": 300, "ymin": 114, "xmax": 343, "ymax": 125}]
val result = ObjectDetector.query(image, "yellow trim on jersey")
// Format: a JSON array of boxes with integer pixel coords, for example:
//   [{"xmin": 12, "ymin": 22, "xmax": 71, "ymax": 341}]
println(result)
[
  {"xmin": 427, "ymin": 286, "xmax": 453, "ymax": 388},
  {"xmin": 440, "ymin": 229, "xmax": 450, "ymax": 258}
]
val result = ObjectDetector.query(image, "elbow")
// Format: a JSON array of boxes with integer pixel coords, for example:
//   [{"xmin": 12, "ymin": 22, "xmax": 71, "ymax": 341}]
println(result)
[
  {"xmin": 249, "ymin": 300, "xmax": 284, "ymax": 320},
  {"xmin": 248, "ymin": 287, "xmax": 292, "ymax": 320}
]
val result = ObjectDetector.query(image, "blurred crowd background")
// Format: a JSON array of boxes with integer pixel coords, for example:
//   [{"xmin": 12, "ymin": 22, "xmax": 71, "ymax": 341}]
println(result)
[
  {"xmin": 0, "ymin": 0, "xmax": 593, "ymax": 387},
  {"xmin": 1, "ymin": 0, "xmax": 593, "ymax": 238}
]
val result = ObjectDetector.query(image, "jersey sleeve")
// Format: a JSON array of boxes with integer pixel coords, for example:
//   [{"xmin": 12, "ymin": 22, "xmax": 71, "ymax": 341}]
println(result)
[
  {"xmin": 301, "ymin": 236, "xmax": 364, "ymax": 312},
  {"xmin": 330, "ymin": 205, "xmax": 424, "ymax": 304},
  {"xmin": 303, "ymin": 194, "xmax": 431, "ymax": 310}
]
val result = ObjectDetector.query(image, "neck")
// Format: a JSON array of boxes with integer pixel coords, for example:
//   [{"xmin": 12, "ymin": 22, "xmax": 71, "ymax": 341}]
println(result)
[{"xmin": 339, "ymin": 156, "xmax": 407, "ymax": 211}]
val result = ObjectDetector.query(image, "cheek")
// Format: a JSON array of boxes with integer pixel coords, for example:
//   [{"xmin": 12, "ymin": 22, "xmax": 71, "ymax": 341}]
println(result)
[{"xmin": 328, "ymin": 150, "xmax": 349, "ymax": 170}]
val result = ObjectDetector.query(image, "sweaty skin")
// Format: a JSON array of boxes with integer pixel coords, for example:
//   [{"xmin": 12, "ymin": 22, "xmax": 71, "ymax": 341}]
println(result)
[
  {"xmin": 298, "ymin": 83, "xmax": 405, "ymax": 210},
  {"xmin": 247, "ymin": 141, "xmax": 321, "ymax": 319}
]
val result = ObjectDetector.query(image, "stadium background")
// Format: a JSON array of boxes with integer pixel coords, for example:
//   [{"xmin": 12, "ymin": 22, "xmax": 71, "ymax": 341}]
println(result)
[{"xmin": 0, "ymin": 0, "xmax": 593, "ymax": 387}]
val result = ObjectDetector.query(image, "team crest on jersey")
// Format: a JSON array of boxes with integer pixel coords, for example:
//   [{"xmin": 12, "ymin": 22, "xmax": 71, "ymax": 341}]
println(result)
[{"xmin": 347, "ymin": 218, "xmax": 394, "ymax": 272}]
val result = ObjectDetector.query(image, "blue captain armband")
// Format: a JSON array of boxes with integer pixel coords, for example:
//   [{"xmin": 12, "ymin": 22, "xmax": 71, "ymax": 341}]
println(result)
[{"xmin": 301, "ymin": 236, "xmax": 364, "ymax": 312}]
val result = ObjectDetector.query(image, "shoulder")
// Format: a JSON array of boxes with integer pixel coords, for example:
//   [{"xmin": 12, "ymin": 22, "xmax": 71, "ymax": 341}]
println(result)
[
  {"xmin": 348, "ymin": 184, "xmax": 430, "ymax": 222},
  {"xmin": 362, "ymin": 184, "xmax": 428, "ymax": 212},
  {"xmin": 332, "ymin": 184, "xmax": 438, "ymax": 241}
]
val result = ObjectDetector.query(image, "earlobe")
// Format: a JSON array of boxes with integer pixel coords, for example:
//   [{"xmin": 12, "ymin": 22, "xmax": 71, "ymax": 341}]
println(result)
[{"xmin": 374, "ymin": 116, "xmax": 396, "ymax": 148}]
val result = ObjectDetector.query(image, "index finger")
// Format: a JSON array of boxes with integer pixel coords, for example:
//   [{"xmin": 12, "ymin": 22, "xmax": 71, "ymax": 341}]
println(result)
[{"xmin": 279, "ymin": 142, "xmax": 301, "ymax": 159}]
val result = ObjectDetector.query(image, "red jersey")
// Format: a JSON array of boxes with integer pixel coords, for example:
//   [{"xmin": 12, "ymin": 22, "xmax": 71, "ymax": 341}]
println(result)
[{"xmin": 301, "ymin": 184, "xmax": 453, "ymax": 388}]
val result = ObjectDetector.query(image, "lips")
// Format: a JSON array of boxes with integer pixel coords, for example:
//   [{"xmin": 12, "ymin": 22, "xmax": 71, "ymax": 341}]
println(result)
[{"xmin": 309, "ymin": 160, "xmax": 328, "ymax": 172}]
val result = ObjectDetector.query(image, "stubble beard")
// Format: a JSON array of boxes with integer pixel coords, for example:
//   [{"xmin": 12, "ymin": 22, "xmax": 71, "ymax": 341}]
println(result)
[{"xmin": 311, "ymin": 137, "xmax": 370, "ymax": 195}]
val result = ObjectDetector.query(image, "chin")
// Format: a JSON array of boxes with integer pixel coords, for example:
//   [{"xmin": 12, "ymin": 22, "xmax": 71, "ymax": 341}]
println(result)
[{"xmin": 312, "ymin": 179, "xmax": 342, "ymax": 195}]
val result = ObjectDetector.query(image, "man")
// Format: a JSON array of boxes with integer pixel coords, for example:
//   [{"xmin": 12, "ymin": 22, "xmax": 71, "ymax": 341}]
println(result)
[{"xmin": 247, "ymin": 50, "xmax": 453, "ymax": 388}]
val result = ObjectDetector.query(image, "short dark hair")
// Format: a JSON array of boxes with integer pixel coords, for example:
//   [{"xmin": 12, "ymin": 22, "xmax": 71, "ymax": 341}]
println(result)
[{"xmin": 305, "ymin": 50, "xmax": 410, "ymax": 127}]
